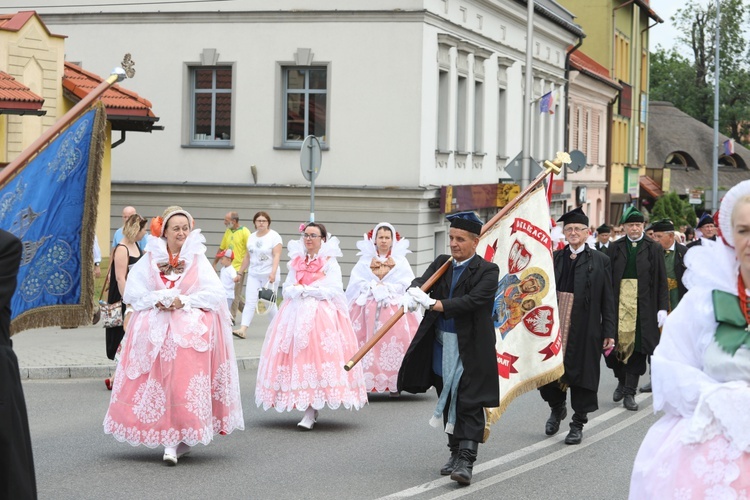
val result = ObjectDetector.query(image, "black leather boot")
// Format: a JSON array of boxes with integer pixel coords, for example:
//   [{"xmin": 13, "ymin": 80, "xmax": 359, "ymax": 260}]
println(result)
[
  {"xmin": 545, "ymin": 404, "xmax": 567, "ymax": 436},
  {"xmin": 623, "ymin": 374, "xmax": 639, "ymax": 411},
  {"xmin": 564, "ymin": 412, "xmax": 587, "ymax": 445},
  {"xmin": 612, "ymin": 377, "xmax": 625, "ymax": 402},
  {"xmin": 440, "ymin": 441, "xmax": 459, "ymax": 476},
  {"xmin": 639, "ymin": 381, "xmax": 652, "ymax": 393},
  {"xmin": 450, "ymin": 440, "xmax": 478, "ymax": 486}
]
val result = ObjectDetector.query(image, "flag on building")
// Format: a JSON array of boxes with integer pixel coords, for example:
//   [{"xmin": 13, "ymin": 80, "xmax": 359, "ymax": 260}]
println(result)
[
  {"xmin": 477, "ymin": 185, "xmax": 563, "ymax": 425},
  {"xmin": 0, "ymin": 101, "xmax": 106, "ymax": 334},
  {"xmin": 724, "ymin": 139, "xmax": 735, "ymax": 156},
  {"xmin": 539, "ymin": 90, "xmax": 555, "ymax": 115}
]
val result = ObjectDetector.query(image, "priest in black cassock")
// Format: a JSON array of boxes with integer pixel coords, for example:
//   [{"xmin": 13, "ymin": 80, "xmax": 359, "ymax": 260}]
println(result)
[
  {"xmin": 0, "ymin": 229, "xmax": 37, "ymax": 499},
  {"xmin": 606, "ymin": 207, "xmax": 668, "ymax": 411},
  {"xmin": 540, "ymin": 207, "xmax": 615, "ymax": 444}
]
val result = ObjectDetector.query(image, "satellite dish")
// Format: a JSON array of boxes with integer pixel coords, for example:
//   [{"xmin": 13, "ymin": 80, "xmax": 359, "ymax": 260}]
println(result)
[{"xmin": 567, "ymin": 150, "xmax": 587, "ymax": 172}]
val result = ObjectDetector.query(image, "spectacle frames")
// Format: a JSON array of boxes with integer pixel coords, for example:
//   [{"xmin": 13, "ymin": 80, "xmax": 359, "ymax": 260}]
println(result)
[
  {"xmin": 255, "ymin": 219, "xmax": 269, "ymax": 223},
  {"xmin": 302, "ymin": 233, "xmax": 321, "ymax": 240},
  {"xmin": 564, "ymin": 227, "xmax": 587, "ymax": 234}
]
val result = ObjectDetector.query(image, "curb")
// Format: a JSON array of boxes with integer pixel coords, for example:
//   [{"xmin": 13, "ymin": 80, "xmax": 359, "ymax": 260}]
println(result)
[{"xmin": 19, "ymin": 356, "xmax": 260, "ymax": 380}]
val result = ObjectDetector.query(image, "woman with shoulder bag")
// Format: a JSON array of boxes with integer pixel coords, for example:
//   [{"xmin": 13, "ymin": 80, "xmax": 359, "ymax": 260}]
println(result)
[
  {"xmin": 232, "ymin": 211, "xmax": 282, "ymax": 339},
  {"xmin": 104, "ymin": 214, "xmax": 147, "ymax": 389}
]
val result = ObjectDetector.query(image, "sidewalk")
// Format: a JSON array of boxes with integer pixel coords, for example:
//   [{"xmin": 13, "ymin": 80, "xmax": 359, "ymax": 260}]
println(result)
[{"xmin": 11, "ymin": 312, "xmax": 272, "ymax": 380}]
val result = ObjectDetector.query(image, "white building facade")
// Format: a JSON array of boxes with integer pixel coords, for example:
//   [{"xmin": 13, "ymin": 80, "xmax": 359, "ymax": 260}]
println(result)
[{"xmin": 37, "ymin": 0, "xmax": 582, "ymax": 276}]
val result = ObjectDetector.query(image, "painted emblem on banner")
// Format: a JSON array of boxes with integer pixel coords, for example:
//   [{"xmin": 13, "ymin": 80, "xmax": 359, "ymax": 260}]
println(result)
[
  {"xmin": 522, "ymin": 305, "xmax": 554, "ymax": 337},
  {"xmin": 508, "ymin": 240, "xmax": 531, "ymax": 274},
  {"xmin": 493, "ymin": 266, "xmax": 550, "ymax": 339}
]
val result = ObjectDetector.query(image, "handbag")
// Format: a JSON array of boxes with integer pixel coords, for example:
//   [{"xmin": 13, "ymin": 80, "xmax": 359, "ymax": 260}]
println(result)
[
  {"xmin": 256, "ymin": 281, "xmax": 277, "ymax": 316},
  {"xmin": 99, "ymin": 247, "xmax": 127, "ymax": 328}
]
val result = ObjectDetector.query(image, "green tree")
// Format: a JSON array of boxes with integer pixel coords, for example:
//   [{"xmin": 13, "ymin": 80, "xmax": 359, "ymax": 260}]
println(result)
[
  {"xmin": 650, "ymin": 192, "xmax": 698, "ymax": 228},
  {"xmin": 652, "ymin": 0, "xmax": 750, "ymax": 144}
]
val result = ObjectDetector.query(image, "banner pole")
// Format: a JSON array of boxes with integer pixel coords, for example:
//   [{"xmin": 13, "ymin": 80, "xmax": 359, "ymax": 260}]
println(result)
[
  {"xmin": 0, "ymin": 68, "xmax": 125, "ymax": 186},
  {"xmin": 344, "ymin": 157, "xmax": 564, "ymax": 371}
]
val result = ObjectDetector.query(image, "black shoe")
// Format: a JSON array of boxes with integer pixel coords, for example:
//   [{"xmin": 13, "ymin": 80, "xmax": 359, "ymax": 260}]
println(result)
[
  {"xmin": 545, "ymin": 407, "xmax": 567, "ymax": 436},
  {"xmin": 639, "ymin": 382, "xmax": 652, "ymax": 393},
  {"xmin": 440, "ymin": 453, "xmax": 459, "ymax": 476},
  {"xmin": 564, "ymin": 426, "xmax": 582, "ymax": 445},
  {"xmin": 450, "ymin": 458, "xmax": 473, "ymax": 486},
  {"xmin": 623, "ymin": 394, "xmax": 639, "ymax": 411},
  {"xmin": 613, "ymin": 382, "xmax": 624, "ymax": 402}
]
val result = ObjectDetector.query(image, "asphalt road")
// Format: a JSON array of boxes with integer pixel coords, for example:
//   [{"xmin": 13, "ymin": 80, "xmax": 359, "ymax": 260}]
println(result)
[{"xmin": 23, "ymin": 366, "xmax": 657, "ymax": 500}]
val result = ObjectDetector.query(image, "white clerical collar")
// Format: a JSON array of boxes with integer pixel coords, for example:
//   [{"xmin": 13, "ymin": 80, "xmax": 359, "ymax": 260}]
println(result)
[{"xmin": 569, "ymin": 244, "xmax": 586, "ymax": 255}]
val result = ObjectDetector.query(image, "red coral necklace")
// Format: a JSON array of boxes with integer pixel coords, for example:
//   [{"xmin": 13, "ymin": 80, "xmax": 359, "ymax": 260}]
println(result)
[{"xmin": 737, "ymin": 274, "xmax": 750, "ymax": 327}]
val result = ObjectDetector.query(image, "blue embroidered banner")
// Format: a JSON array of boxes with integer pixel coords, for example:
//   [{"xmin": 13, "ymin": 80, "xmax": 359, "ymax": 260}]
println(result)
[{"xmin": 0, "ymin": 102, "xmax": 105, "ymax": 333}]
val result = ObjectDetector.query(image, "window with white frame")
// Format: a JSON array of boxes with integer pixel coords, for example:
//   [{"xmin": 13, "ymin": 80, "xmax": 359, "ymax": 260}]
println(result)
[
  {"xmin": 283, "ymin": 67, "xmax": 327, "ymax": 145},
  {"xmin": 190, "ymin": 66, "xmax": 232, "ymax": 144},
  {"xmin": 437, "ymin": 70, "xmax": 450, "ymax": 152},
  {"xmin": 474, "ymin": 80, "xmax": 484, "ymax": 153}
]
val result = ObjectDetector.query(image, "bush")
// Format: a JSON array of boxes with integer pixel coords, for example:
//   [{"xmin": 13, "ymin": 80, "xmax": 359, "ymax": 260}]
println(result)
[{"xmin": 650, "ymin": 192, "xmax": 697, "ymax": 228}]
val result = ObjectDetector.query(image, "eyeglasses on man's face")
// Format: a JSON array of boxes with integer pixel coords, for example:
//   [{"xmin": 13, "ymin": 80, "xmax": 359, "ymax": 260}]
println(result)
[
  {"xmin": 564, "ymin": 226, "xmax": 587, "ymax": 234},
  {"xmin": 302, "ymin": 233, "xmax": 321, "ymax": 240}
]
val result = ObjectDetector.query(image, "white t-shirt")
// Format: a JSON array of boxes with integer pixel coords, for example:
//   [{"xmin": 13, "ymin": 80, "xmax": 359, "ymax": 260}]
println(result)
[
  {"xmin": 246, "ymin": 229, "xmax": 283, "ymax": 279},
  {"xmin": 220, "ymin": 265, "xmax": 238, "ymax": 299}
]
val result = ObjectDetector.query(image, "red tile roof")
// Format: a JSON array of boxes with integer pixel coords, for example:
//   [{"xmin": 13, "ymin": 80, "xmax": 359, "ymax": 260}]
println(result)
[
  {"xmin": 0, "ymin": 11, "xmax": 66, "ymax": 38},
  {"xmin": 0, "ymin": 71, "xmax": 44, "ymax": 111},
  {"xmin": 570, "ymin": 50, "xmax": 621, "ymax": 90},
  {"xmin": 63, "ymin": 62, "xmax": 156, "ymax": 119}
]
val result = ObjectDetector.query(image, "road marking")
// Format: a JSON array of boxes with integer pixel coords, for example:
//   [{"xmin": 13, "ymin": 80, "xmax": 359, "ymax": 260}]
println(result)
[{"xmin": 379, "ymin": 394, "xmax": 653, "ymax": 499}]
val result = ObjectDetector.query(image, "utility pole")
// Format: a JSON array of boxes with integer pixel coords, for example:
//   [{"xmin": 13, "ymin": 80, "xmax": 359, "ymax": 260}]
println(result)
[{"xmin": 711, "ymin": 0, "xmax": 720, "ymax": 211}]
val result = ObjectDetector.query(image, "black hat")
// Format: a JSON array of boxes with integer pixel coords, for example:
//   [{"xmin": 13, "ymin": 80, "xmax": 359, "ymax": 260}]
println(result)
[
  {"xmin": 697, "ymin": 213, "xmax": 715, "ymax": 228},
  {"xmin": 596, "ymin": 224, "xmax": 611, "ymax": 234},
  {"xmin": 446, "ymin": 211, "xmax": 483, "ymax": 235},
  {"xmin": 556, "ymin": 206, "xmax": 589, "ymax": 227},
  {"xmin": 651, "ymin": 219, "xmax": 674, "ymax": 233},
  {"xmin": 645, "ymin": 223, "xmax": 653, "ymax": 232},
  {"xmin": 620, "ymin": 206, "xmax": 645, "ymax": 224}
]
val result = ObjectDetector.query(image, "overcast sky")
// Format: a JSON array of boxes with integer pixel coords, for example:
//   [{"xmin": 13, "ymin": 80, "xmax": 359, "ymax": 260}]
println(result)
[{"xmin": 650, "ymin": 0, "xmax": 684, "ymax": 53}]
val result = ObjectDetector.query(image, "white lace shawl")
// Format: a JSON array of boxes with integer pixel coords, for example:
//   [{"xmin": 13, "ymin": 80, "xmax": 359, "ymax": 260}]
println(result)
[
  {"xmin": 345, "ymin": 231, "xmax": 414, "ymax": 307},
  {"xmin": 124, "ymin": 229, "xmax": 226, "ymax": 312},
  {"xmin": 652, "ymin": 238, "xmax": 750, "ymax": 450},
  {"xmin": 281, "ymin": 235, "xmax": 348, "ymax": 309}
]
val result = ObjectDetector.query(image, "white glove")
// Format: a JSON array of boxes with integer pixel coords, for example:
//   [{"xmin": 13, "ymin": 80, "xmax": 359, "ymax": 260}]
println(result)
[
  {"xmin": 408, "ymin": 287, "xmax": 436, "ymax": 309},
  {"xmin": 399, "ymin": 292, "xmax": 420, "ymax": 313},
  {"xmin": 371, "ymin": 283, "xmax": 390, "ymax": 303},
  {"xmin": 284, "ymin": 284, "xmax": 304, "ymax": 300},
  {"xmin": 657, "ymin": 310, "xmax": 668, "ymax": 328}
]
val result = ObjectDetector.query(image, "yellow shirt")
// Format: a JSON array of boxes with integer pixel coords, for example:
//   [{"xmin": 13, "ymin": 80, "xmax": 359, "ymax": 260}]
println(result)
[{"xmin": 219, "ymin": 226, "xmax": 251, "ymax": 271}]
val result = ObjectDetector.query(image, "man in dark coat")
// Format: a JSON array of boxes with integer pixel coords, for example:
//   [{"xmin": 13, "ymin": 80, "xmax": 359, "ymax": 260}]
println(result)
[
  {"xmin": 398, "ymin": 211, "xmax": 499, "ymax": 487},
  {"xmin": 594, "ymin": 224, "xmax": 612, "ymax": 257},
  {"xmin": 606, "ymin": 207, "xmax": 668, "ymax": 411},
  {"xmin": 686, "ymin": 212, "xmax": 718, "ymax": 249},
  {"xmin": 0, "ymin": 229, "xmax": 37, "ymax": 499},
  {"xmin": 639, "ymin": 218, "xmax": 688, "ymax": 393},
  {"xmin": 540, "ymin": 207, "xmax": 615, "ymax": 444}
]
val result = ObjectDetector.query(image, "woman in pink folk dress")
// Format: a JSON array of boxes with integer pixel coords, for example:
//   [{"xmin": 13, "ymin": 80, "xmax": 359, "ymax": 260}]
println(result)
[
  {"xmin": 346, "ymin": 223, "xmax": 421, "ymax": 396},
  {"xmin": 255, "ymin": 222, "xmax": 368, "ymax": 430},
  {"xmin": 629, "ymin": 181, "xmax": 750, "ymax": 498},
  {"xmin": 103, "ymin": 207, "xmax": 244, "ymax": 465}
]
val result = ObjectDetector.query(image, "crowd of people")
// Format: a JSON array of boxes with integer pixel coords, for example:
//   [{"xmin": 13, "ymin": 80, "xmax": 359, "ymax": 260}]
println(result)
[{"xmin": 5, "ymin": 192, "xmax": 748, "ymax": 496}]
